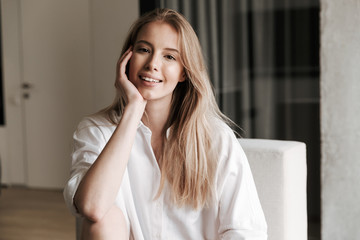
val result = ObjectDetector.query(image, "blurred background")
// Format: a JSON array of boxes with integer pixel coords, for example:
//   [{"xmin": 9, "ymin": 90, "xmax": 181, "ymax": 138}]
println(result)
[{"xmin": 1, "ymin": 0, "xmax": 359, "ymax": 240}]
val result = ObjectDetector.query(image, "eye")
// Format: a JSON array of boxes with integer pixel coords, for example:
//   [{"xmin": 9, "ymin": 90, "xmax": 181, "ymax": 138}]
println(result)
[
  {"xmin": 137, "ymin": 47, "xmax": 150, "ymax": 53},
  {"xmin": 165, "ymin": 54, "xmax": 176, "ymax": 61}
]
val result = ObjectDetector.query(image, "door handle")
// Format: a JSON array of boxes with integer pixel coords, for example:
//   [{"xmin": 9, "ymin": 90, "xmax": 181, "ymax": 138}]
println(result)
[
  {"xmin": 21, "ymin": 83, "xmax": 33, "ymax": 99},
  {"xmin": 22, "ymin": 82, "xmax": 33, "ymax": 89}
]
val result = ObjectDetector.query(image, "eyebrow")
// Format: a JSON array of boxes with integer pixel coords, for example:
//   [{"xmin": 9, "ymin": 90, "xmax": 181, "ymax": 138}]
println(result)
[{"xmin": 135, "ymin": 40, "xmax": 180, "ymax": 53}]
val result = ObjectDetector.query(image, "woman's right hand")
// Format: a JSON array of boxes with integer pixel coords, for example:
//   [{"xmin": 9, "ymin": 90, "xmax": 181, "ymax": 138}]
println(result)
[{"xmin": 115, "ymin": 47, "xmax": 146, "ymax": 106}]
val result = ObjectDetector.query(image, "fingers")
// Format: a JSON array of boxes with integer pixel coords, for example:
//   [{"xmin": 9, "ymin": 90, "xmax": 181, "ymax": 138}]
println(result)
[
  {"xmin": 118, "ymin": 47, "xmax": 132, "ymax": 76},
  {"xmin": 115, "ymin": 47, "xmax": 133, "ymax": 89},
  {"xmin": 118, "ymin": 47, "xmax": 132, "ymax": 65},
  {"xmin": 114, "ymin": 47, "xmax": 145, "ymax": 105}
]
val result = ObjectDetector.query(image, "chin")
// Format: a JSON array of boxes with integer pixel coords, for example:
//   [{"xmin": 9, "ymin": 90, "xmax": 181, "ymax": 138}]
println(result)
[{"xmin": 139, "ymin": 90, "xmax": 156, "ymax": 100}]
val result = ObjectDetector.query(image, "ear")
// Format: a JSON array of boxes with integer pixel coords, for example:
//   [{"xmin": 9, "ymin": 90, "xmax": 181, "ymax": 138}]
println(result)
[{"xmin": 179, "ymin": 71, "xmax": 186, "ymax": 82}]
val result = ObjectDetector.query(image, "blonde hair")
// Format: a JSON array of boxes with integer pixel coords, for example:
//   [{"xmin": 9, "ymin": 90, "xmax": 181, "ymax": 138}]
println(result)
[{"xmin": 102, "ymin": 8, "xmax": 231, "ymax": 209}]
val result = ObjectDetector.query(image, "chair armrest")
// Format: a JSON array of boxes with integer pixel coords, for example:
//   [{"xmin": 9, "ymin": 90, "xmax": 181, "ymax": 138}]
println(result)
[{"xmin": 239, "ymin": 138, "xmax": 308, "ymax": 240}]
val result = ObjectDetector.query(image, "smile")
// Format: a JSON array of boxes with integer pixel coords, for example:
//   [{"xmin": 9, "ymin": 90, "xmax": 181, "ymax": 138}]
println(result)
[{"xmin": 140, "ymin": 75, "xmax": 162, "ymax": 83}]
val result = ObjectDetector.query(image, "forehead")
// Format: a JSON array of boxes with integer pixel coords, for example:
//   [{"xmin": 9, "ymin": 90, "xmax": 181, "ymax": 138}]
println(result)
[{"xmin": 135, "ymin": 21, "xmax": 180, "ymax": 49}]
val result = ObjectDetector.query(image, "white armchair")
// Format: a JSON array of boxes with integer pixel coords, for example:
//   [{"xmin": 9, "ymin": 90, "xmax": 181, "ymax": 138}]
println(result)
[{"xmin": 239, "ymin": 138, "xmax": 307, "ymax": 240}]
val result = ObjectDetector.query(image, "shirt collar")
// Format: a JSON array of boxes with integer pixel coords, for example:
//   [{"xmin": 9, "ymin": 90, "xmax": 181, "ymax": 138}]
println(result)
[{"xmin": 138, "ymin": 121, "xmax": 171, "ymax": 138}]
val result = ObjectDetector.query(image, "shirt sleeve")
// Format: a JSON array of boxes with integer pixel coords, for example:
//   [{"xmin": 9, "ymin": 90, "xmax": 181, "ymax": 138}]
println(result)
[
  {"xmin": 216, "ymin": 127, "xmax": 268, "ymax": 240},
  {"xmin": 63, "ymin": 117, "xmax": 107, "ymax": 217}
]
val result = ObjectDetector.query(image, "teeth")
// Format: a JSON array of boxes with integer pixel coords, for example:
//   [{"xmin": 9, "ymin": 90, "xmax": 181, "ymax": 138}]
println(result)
[{"xmin": 141, "ymin": 76, "xmax": 161, "ymax": 83}]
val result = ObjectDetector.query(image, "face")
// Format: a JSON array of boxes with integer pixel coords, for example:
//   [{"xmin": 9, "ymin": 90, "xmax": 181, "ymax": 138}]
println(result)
[{"xmin": 128, "ymin": 21, "xmax": 185, "ymax": 106}]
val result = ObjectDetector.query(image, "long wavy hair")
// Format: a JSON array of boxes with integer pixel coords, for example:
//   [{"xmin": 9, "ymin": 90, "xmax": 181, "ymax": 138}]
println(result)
[{"xmin": 102, "ymin": 8, "xmax": 231, "ymax": 209}]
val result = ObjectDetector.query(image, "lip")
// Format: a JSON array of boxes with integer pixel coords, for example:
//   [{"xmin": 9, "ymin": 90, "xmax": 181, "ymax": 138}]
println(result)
[{"xmin": 139, "ymin": 74, "xmax": 163, "ymax": 84}]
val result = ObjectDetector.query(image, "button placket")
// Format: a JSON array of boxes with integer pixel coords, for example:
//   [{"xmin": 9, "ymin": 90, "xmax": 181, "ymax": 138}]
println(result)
[{"xmin": 153, "ymin": 196, "xmax": 163, "ymax": 239}]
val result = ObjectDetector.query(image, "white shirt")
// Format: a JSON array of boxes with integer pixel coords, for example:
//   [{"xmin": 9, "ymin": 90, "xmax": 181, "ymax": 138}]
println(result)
[{"xmin": 63, "ymin": 114, "xmax": 267, "ymax": 240}]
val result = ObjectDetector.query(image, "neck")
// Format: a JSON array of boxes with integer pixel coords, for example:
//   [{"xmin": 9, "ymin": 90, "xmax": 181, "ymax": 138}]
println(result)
[
  {"xmin": 142, "ymin": 100, "xmax": 171, "ymax": 137},
  {"xmin": 142, "ymin": 100, "xmax": 171, "ymax": 162}
]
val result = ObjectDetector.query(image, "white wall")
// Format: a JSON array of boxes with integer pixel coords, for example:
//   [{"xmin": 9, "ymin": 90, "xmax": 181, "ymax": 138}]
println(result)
[
  {"xmin": 90, "ymin": 0, "xmax": 139, "ymax": 110},
  {"xmin": 0, "ymin": 0, "xmax": 139, "ymax": 186},
  {"xmin": 321, "ymin": 0, "xmax": 360, "ymax": 238}
]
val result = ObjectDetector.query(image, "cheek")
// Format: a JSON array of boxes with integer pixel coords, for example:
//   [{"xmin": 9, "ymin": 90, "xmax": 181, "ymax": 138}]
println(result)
[{"xmin": 169, "ymin": 66, "xmax": 185, "ymax": 83}]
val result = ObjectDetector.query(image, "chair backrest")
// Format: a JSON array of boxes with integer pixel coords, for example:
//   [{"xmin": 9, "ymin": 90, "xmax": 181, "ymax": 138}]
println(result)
[{"xmin": 239, "ymin": 138, "xmax": 307, "ymax": 240}]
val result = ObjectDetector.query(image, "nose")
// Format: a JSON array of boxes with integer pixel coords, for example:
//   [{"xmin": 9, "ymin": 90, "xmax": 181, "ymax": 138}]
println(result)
[{"xmin": 145, "ymin": 53, "xmax": 160, "ymax": 71}]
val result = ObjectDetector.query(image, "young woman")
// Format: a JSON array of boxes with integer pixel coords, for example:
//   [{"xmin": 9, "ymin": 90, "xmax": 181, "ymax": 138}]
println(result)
[{"xmin": 64, "ymin": 8, "xmax": 267, "ymax": 240}]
